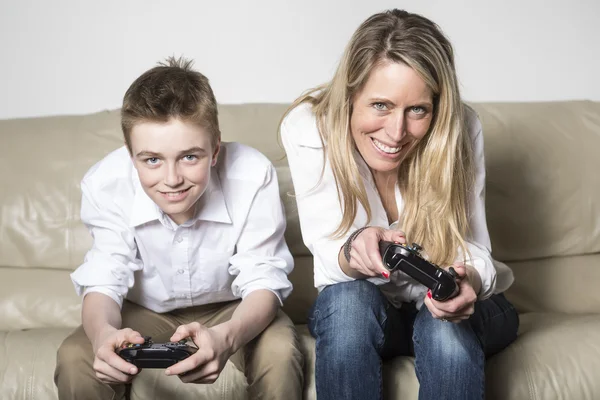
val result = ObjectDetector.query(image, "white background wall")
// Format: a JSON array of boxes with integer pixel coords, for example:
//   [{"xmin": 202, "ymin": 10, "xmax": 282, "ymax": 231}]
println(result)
[{"xmin": 1, "ymin": 0, "xmax": 598, "ymax": 119}]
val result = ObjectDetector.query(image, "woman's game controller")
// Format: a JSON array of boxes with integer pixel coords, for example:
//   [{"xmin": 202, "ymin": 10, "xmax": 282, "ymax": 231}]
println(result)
[
  {"xmin": 379, "ymin": 241, "xmax": 460, "ymax": 301},
  {"xmin": 117, "ymin": 336, "xmax": 198, "ymax": 368}
]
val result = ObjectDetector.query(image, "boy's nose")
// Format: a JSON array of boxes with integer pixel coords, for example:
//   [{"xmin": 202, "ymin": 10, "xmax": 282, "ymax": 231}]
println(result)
[{"xmin": 164, "ymin": 165, "xmax": 184, "ymax": 187}]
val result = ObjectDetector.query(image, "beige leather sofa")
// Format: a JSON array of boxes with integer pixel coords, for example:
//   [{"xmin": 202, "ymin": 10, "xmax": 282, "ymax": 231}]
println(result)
[{"xmin": 1, "ymin": 101, "xmax": 599, "ymax": 400}]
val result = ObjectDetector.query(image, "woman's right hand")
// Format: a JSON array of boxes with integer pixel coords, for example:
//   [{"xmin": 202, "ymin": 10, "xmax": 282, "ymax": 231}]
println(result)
[
  {"xmin": 341, "ymin": 227, "xmax": 406, "ymax": 279},
  {"xmin": 92, "ymin": 327, "xmax": 145, "ymax": 384}
]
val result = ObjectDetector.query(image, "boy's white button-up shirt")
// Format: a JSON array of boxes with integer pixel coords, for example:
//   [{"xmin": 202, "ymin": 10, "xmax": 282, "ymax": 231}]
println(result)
[
  {"xmin": 71, "ymin": 142, "xmax": 294, "ymax": 313},
  {"xmin": 281, "ymin": 102, "xmax": 514, "ymax": 309}
]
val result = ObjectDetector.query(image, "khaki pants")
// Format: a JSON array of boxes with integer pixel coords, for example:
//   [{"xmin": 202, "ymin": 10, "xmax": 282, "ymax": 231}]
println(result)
[{"xmin": 54, "ymin": 300, "xmax": 304, "ymax": 400}]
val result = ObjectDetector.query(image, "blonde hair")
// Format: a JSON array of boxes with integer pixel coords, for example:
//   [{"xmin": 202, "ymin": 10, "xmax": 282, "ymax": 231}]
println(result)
[{"xmin": 284, "ymin": 9, "xmax": 474, "ymax": 266}]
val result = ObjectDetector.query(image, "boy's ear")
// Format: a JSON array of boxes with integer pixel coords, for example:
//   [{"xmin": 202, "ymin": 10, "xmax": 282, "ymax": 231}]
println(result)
[{"xmin": 211, "ymin": 140, "xmax": 221, "ymax": 166}]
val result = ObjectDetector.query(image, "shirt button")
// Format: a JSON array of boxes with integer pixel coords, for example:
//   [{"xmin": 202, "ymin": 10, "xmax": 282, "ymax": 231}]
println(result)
[
  {"xmin": 178, "ymin": 269, "xmax": 184, "ymax": 274},
  {"xmin": 175, "ymin": 236, "xmax": 183, "ymax": 243}
]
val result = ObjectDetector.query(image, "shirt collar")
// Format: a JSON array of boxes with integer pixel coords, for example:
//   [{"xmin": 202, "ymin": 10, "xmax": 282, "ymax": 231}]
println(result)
[
  {"xmin": 129, "ymin": 171, "xmax": 164, "ymax": 228},
  {"xmin": 128, "ymin": 167, "xmax": 232, "ymax": 228},
  {"xmin": 194, "ymin": 168, "xmax": 232, "ymax": 224}
]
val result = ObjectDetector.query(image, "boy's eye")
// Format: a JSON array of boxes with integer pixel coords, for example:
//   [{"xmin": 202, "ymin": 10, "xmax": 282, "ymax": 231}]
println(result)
[
  {"xmin": 372, "ymin": 102, "xmax": 388, "ymax": 111},
  {"xmin": 183, "ymin": 155, "xmax": 197, "ymax": 161},
  {"xmin": 146, "ymin": 157, "xmax": 160, "ymax": 165}
]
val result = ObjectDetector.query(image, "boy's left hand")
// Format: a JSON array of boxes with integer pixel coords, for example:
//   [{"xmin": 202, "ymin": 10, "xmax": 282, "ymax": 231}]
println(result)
[{"xmin": 165, "ymin": 322, "xmax": 234, "ymax": 384}]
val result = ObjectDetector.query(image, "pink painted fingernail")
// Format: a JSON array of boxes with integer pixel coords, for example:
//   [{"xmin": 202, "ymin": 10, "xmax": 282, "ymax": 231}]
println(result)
[
  {"xmin": 427, "ymin": 290, "xmax": 432, "ymax": 299},
  {"xmin": 382, "ymin": 271, "xmax": 390, "ymax": 279}
]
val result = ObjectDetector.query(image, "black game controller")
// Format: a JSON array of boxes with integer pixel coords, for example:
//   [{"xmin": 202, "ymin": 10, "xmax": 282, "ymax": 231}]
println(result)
[
  {"xmin": 117, "ymin": 336, "xmax": 198, "ymax": 368},
  {"xmin": 379, "ymin": 241, "xmax": 460, "ymax": 301}
]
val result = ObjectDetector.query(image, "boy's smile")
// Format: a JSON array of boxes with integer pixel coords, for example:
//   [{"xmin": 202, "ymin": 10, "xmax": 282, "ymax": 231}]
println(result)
[
  {"xmin": 159, "ymin": 187, "xmax": 192, "ymax": 201},
  {"xmin": 129, "ymin": 118, "xmax": 219, "ymax": 225}
]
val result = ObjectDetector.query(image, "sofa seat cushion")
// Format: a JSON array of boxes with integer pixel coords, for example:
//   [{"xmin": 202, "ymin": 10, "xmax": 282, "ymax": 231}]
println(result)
[
  {"xmin": 487, "ymin": 312, "xmax": 600, "ymax": 400},
  {"xmin": 0, "ymin": 328, "xmax": 75, "ymax": 400}
]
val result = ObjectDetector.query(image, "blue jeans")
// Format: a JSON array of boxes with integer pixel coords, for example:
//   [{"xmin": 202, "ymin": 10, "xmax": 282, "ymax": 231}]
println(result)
[{"xmin": 308, "ymin": 280, "xmax": 519, "ymax": 400}]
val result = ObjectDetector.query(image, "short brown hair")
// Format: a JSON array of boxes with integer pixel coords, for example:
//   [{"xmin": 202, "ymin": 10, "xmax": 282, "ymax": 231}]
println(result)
[{"xmin": 121, "ymin": 56, "xmax": 220, "ymax": 152}]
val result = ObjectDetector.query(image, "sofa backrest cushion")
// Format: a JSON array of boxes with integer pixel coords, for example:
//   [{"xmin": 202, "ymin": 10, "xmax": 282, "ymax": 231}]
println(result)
[{"xmin": 471, "ymin": 101, "xmax": 600, "ymax": 262}]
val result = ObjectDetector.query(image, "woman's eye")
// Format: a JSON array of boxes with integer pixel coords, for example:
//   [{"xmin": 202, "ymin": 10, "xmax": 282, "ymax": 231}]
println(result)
[
  {"xmin": 372, "ymin": 102, "xmax": 388, "ymax": 111},
  {"xmin": 146, "ymin": 157, "xmax": 160, "ymax": 165},
  {"xmin": 183, "ymin": 155, "xmax": 197, "ymax": 161},
  {"xmin": 411, "ymin": 106, "xmax": 426, "ymax": 114}
]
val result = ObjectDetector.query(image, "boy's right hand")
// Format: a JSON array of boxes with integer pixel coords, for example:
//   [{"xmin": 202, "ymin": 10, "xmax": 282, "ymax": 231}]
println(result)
[
  {"xmin": 92, "ymin": 327, "xmax": 145, "ymax": 384},
  {"xmin": 342, "ymin": 227, "xmax": 406, "ymax": 279}
]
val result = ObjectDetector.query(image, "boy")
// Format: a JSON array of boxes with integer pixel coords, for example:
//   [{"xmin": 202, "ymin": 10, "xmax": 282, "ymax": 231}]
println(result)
[{"xmin": 54, "ymin": 57, "xmax": 303, "ymax": 399}]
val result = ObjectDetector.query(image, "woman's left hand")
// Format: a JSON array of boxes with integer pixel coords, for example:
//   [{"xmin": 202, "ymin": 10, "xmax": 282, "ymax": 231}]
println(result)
[{"xmin": 423, "ymin": 263, "xmax": 481, "ymax": 323}]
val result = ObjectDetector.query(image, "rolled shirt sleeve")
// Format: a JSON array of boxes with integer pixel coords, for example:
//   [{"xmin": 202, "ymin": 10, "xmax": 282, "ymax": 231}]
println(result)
[
  {"xmin": 228, "ymin": 164, "xmax": 294, "ymax": 304},
  {"xmin": 70, "ymin": 180, "xmax": 142, "ymax": 308}
]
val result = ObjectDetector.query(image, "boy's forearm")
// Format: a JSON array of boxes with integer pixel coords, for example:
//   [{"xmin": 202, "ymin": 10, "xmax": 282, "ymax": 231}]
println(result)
[
  {"xmin": 216, "ymin": 289, "xmax": 279, "ymax": 353},
  {"xmin": 82, "ymin": 292, "xmax": 123, "ymax": 350}
]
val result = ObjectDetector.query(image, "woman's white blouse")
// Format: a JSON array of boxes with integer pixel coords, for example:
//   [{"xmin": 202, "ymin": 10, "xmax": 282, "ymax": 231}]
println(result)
[{"xmin": 281, "ymin": 102, "xmax": 514, "ymax": 308}]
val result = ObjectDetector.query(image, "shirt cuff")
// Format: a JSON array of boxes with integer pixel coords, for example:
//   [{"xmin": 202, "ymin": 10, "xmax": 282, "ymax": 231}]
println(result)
[
  {"xmin": 81, "ymin": 286, "xmax": 124, "ymax": 309},
  {"xmin": 467, "ymin": 257, "xmax": 497, "ymax": 300},
  {"xmin": 239, "ymin": 285, "xmax": 284, "ymax": 306}
]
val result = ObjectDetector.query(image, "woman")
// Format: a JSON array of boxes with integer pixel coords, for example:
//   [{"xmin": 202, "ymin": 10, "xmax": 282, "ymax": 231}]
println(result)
[{"xmin": 281, "ymin": 9, "xmax": 519, "ymax": 400}]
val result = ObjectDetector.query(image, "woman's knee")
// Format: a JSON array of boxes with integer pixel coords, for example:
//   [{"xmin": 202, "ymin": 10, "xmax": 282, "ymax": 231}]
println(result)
[
  {"xmin": 310, "ymin": 280, "xmax": 388, "ymax": 350},
  {"xmin": 413, "ymin": 308, "xmax": 483, "ymax": 366}
]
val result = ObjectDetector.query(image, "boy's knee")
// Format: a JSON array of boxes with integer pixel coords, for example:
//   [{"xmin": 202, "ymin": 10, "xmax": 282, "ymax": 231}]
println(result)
[
  {"xmin": 251, "ymin": 311, "xmax": 304, "ymax": 370},
  {"xmin": 55, "ymin": 329, "xmax": 95, "ymax": 382},
  {"xmin": 244, "ymin": 311, "xmax": 304, "ymax": 399},
  {"xmin": 272, "ymin": 325, "xmax": 303, "ymax": 359},
  {"xmin": 57, "ymin": 344, "xmax": 81, "ymax": 371}
]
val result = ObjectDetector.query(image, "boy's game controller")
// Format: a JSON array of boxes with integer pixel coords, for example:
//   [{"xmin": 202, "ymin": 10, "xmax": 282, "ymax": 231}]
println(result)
[
  {"xmin": 379, "ymin": 241, "xmax": 460, "ymax": 301},
  {"xmin": 117, "ymin": 336, "xmax": 198, "ymax": 368}
]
